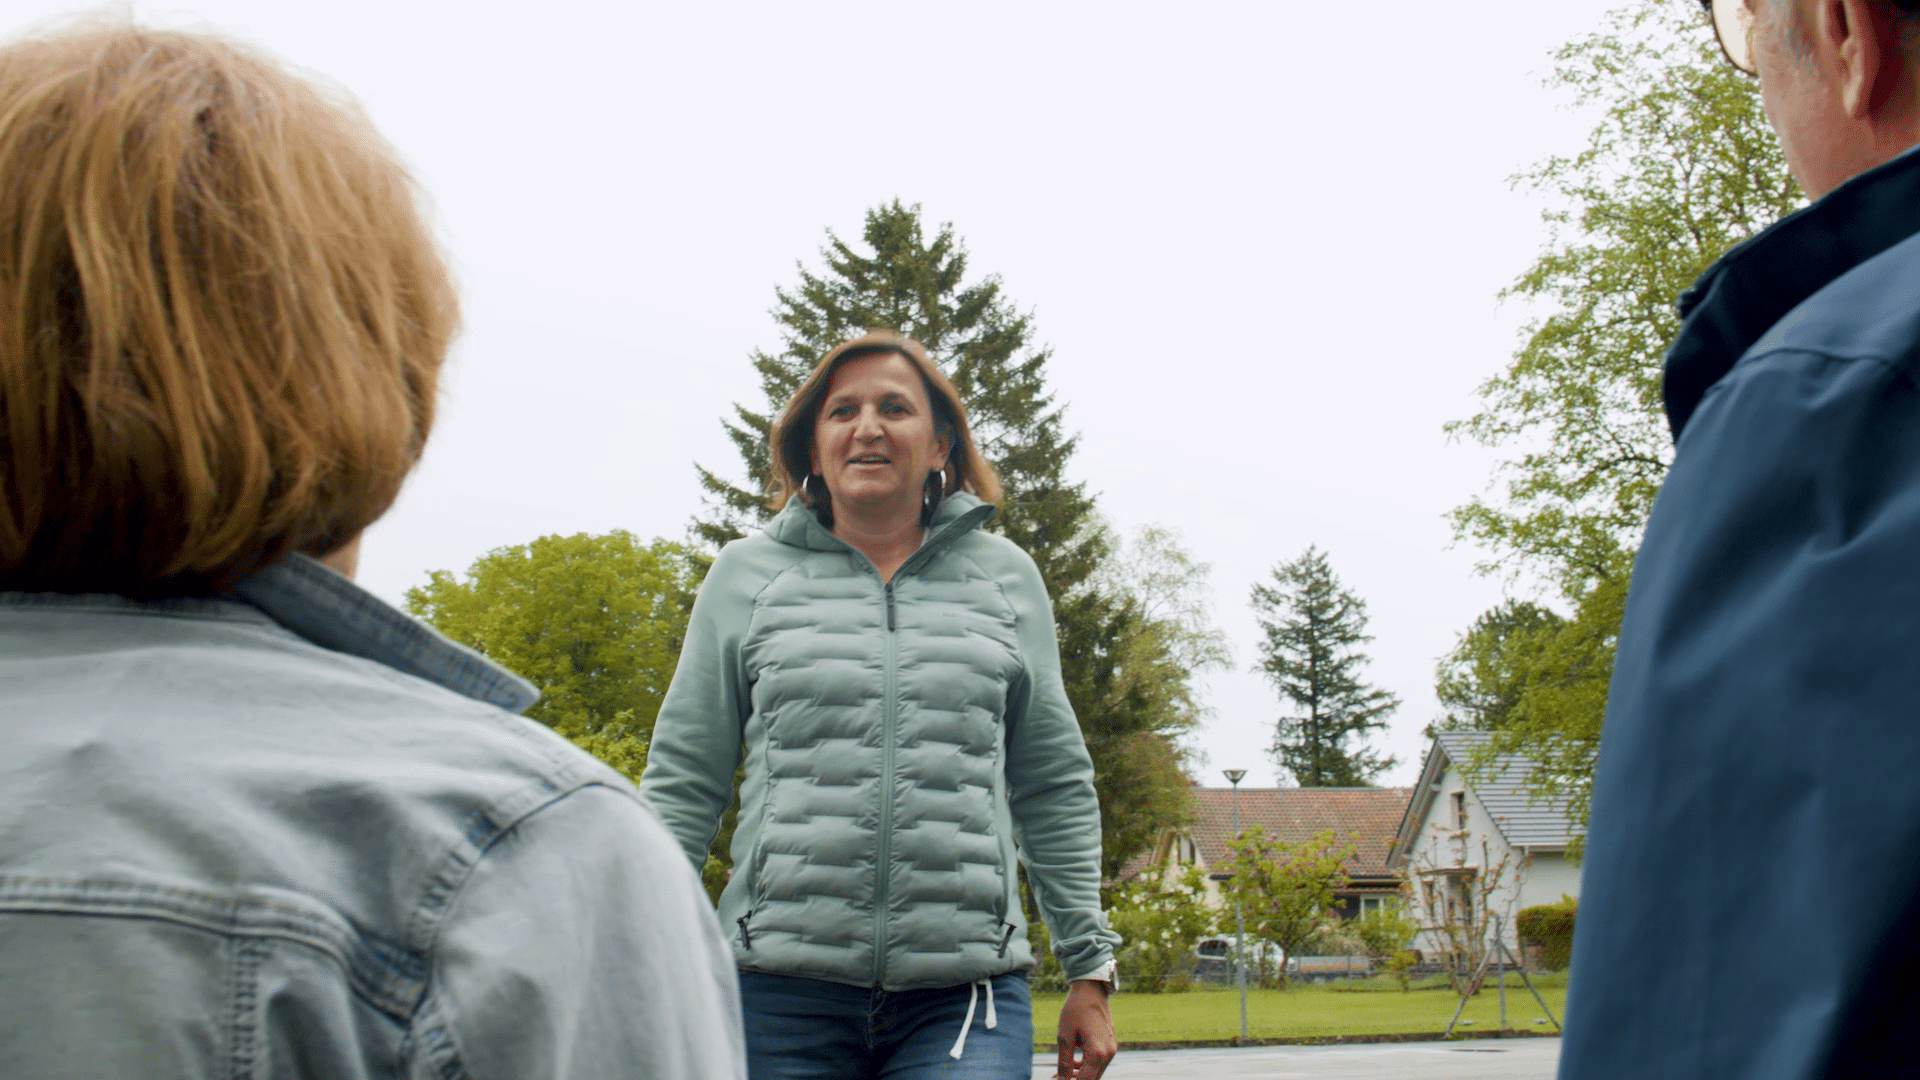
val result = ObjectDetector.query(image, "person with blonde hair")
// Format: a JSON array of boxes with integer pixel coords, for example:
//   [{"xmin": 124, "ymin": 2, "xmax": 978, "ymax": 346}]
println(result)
[
  {"xmin": 641, "ymin": 330, "xmax": 1121, "ymax": 1079},
  {"xmin": 0, "ymin": 24, "xmax": 743, "ymax": 1079}
]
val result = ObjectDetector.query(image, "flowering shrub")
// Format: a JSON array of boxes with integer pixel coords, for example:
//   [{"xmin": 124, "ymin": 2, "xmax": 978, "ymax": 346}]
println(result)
[{"xmin": 1108, "ymin": 864, "xmax": 1216, "ymax": 993}]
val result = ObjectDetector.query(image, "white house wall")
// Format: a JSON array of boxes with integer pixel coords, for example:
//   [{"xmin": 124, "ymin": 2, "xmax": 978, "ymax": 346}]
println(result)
[
  {"xmin": 1517, "ymin": 852, "xmax": 1581, "ymax": 912},
  {"xmin": 1403, "ymin": 763, "xmax": 1580, "ymax": 958}
]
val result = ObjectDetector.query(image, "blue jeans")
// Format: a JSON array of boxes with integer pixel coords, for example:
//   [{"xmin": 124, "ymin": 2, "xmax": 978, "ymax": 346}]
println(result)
[{"xmin": 738, "ymin": 970, "xmax": 1034, "ymax": 1079}]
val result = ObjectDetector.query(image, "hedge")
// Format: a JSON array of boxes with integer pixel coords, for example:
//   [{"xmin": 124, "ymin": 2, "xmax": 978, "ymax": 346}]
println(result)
[{"xmin": 1515, "ymin": 895, "xmax": 1577, "ymax": 972}]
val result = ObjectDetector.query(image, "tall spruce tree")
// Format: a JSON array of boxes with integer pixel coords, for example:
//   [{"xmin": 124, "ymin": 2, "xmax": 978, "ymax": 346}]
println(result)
[
  {"xmin": 694, "ymin": 200, "xmax": 1102, "ymax": 599},
  {"xmin": 696, "ymin": 200, "xmax": 1191, "ymax": 873},
  {"xmin": 1251, "ymin": 546, "xmax": 1399, "ymax": 787}
]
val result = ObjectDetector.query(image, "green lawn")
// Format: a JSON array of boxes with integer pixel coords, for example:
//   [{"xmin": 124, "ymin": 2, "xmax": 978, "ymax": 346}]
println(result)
[{"xmin": 1030, "ymin": 977, "xmax": 1567, "ymax": 1047}]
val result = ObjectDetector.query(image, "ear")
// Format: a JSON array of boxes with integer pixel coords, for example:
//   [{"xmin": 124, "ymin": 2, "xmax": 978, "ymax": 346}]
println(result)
[
  {"xmin": 933, "ymin": 431, "xmax": 955, "ymax": 474},
  {"xmin": 1831, "ymin": 0, "xmax": 1906, "ymax": 117}
]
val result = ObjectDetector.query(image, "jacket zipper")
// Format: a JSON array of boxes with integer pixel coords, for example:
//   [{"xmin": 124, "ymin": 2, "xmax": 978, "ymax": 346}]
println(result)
[
  {"xmin": 874, "ymin": 578, "xmax": 899, "ymax": 986},
  {"xmin": 845, "ymin": 513, "xmax": 984, "ymax": 985}
]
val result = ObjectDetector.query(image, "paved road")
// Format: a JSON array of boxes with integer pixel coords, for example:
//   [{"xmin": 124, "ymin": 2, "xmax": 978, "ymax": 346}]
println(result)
[{"xmin": 1031, "ymin": 1038, "xmax": 1560, "ymax": 1080}]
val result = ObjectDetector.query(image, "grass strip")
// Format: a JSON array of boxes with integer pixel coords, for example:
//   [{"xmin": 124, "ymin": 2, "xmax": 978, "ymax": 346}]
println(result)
[{"xmin": 1029, "ymin": 979, "xmax": 1569, "ymax": 1050}]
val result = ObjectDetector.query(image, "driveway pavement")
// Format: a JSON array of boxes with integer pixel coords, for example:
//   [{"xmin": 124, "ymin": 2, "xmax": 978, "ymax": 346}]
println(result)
[{"xmin": 1031, "ymin": 1038, "xmax": 1560, "ymax": 1080}]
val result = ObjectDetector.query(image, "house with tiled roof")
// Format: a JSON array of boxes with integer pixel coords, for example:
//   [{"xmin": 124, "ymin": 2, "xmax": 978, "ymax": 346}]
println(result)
[
  {"xmin": 1387, "ymin": 731, "xmax": 1583, "ymax": 959},
  {"xmin": 1125, "ymin": 786, "xmax": 1413, "ymax": 920}
]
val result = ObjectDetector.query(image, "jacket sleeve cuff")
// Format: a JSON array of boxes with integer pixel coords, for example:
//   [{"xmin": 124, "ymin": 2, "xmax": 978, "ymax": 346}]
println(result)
[{"xmin": 1064, "ymin": 956, "xmax": 1118, "ymax": 987}]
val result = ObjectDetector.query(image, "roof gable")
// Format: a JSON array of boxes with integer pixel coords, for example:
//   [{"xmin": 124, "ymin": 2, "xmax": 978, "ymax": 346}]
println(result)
[{"xmin": 1389, "ymin": 733, "xmax": 1581, "ymax": 865}]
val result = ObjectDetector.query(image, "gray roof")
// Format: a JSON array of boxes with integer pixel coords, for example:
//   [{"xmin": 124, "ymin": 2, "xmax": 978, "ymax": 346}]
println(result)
[{"xmin": 1390, "ymin": 732, "xmax": 1580, "ymax": 866}]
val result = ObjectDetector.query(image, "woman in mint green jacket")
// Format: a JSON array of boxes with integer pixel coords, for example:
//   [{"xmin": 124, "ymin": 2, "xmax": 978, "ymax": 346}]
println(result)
[{"xmin": 641, "ymin": 331, "xmax": 1120, "ymax": 1079}]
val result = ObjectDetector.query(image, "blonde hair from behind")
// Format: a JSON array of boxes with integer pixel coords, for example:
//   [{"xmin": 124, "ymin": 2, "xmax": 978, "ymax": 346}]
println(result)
[
  {"xmin": 769, "ymin": 330, "xmax": 1001, "ymax": 529},
  {"xmin": 0, "ymin": 23, "xmax": 457, "ymax": 596}
]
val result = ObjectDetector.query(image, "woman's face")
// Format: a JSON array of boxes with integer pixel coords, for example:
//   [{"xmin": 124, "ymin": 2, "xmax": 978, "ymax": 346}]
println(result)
[{"xmin": 811, "ymin": 351, "xmax": 954, "ymax": 526}]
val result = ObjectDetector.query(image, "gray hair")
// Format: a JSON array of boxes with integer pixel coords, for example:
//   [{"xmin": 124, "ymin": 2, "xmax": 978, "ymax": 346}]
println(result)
[
  {"xmin": 1781, "ymin": 0, "xmax": 1920, "ymax": 51},
  {"xmin": 1777, "ymin": 0, "xmax": 1920, "ymax": 54}
]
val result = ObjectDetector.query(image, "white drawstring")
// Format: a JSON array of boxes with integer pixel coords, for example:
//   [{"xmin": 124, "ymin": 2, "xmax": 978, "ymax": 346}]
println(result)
[{"xmin": 947, "ymin": 979, "xmax": 997, "ymax": 1060}]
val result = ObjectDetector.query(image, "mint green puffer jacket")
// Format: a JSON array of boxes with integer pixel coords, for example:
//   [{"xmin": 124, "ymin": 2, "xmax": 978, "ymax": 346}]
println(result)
[{"xmin": 640, "ymin": 493, "xmax": 1119, "ymax": 991}]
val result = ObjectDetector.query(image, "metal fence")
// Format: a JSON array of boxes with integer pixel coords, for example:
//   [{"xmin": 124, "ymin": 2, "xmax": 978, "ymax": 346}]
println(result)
[{"xmin": 1028, "ymin": 948, "xmax": 1566, "ymax": 1046}]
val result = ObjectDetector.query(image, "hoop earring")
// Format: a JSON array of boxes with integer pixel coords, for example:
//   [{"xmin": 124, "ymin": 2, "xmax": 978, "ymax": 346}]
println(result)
[
  {"xmin": 921, "ymin": 469, "xmax": 946, "ymax": 526},
  {"xmin": 803, "ymin": 474, "xmax": 834, "ymax": 526}
]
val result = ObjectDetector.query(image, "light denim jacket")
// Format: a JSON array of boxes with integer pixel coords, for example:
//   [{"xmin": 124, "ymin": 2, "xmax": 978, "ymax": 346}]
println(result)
[{"xmin": 0, "ymin": 555, "xmax": 745, "ymax": 1080}]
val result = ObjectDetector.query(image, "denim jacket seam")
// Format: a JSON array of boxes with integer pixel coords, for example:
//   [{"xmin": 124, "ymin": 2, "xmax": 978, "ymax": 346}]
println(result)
[
  {"xmin": 403, "ymin": 776, "xmax": 636, "ymax": 1080},
  {"xmin": 404, "ymin": 769, "xmax": 615, "ymax": 955},
  {"xmin": 0, "ymin": 874, "xmax": 424, "ymax": 1019},
  {"xmin": 408, "ymin": 990, "xmax": 474, "ymax": 1080},
  {"xmin": 226, "ymin": 936, "xmax": 266, "ymax": 1078},
  {"xmin": 0, "ymin": 591, "xmax": 275, "ymax": 628}
]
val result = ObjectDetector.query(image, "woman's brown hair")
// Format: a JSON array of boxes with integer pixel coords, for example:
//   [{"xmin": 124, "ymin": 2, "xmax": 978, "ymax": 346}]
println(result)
[
  {"xmin": 0, "ymin": 25, "xmax": 456, "ymax": 596},
  {"xmin": 769, "ymin": 330, "xmax": 1001, "ymax": 528}
]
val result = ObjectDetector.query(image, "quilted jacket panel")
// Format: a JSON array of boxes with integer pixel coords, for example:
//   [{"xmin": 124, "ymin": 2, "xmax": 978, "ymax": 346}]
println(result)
[{"xmin": 640, "ymin": 494, "xmax": 1119, "ymax": 990}]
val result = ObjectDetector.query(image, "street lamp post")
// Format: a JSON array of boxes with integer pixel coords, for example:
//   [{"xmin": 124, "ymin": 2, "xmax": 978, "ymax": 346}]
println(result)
[{"xmin": 1223, "ymin": 768, "xmax": 1249, "ymax": 1043}]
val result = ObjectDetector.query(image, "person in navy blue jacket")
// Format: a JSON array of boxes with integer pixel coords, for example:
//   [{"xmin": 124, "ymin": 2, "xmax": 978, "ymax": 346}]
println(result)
[{"xmin": 1563, "ymin": 2, "xmax": 1920, "ymax": 1077}]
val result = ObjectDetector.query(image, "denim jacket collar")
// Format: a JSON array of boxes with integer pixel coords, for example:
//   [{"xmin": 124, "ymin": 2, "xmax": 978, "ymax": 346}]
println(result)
[
  {"xmin": 1663, "ymin": 143, "xmax": 1920, "ymax": 440},
  {"xmin": 231, "ymin": 555, "xmax": 539, "ymax": 712},
  {"xmin": 1, "ymin": 555, "xmax": 538, "ymax": 713}
]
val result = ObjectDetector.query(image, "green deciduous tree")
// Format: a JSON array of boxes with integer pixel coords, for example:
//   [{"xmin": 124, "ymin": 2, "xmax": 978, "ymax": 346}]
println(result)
[
  {"xmin": 405, "ymin": 531, "xmax": 702, "ymax": 782},
  {"xmin": 1433, "ymin": 600, "xmax": 1568, "ymax": 732},
  {"xmin": 1217, "ymin": 827, "xmax": 1357, "ymax": 988},
  {"xmin": 1351, "ymin": 893, "xmax": 1420, "ymax": 958},
  {"xmin": 1251, "ymin": 546, "xmax": 1399, "ymax": 787},
  {"xmin": 1063, "ymin": 589, "xmax": 1200, "ymax": 880},
  {"xmin": 1452, "ymin": 1, "xmax": 1800, "ymax": 591},
  {"xmin": 1075, "ymin": 524, "xmax": 1230, "ymax": 877},
  {"xmin": 1443, "ymin": 0, "xmax": 1800, "ymax": 834},
  {"xmin": 698, "ymin": 201, "xmax": 1204, "ymax": 874},
  {"xmin": 1351, "ymin": 895, "xmax": 1423, "ymax": 991},
  {"xmin": 1433, "ymin": 591, "xmax": 1620, "ymax": 850},
  {"xmin": 1096, "ymin": 524, "xmax": 1234, "ymax": 677}
]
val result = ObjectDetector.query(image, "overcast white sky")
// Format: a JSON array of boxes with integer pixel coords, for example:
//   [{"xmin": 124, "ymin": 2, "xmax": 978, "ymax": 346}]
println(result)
[{"xmin": 8, "ymin": 0, "xmax": 1673, "ymax": 787}]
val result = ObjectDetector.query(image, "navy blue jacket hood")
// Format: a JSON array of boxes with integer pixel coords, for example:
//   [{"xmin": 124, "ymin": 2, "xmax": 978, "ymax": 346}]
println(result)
[{"xmin": 1663, "ymin": 145, "xmax": 1920, "ymax": 437}]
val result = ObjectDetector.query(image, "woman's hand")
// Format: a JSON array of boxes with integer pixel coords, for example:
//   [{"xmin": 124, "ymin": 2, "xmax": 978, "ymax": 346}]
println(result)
[{"xmin": 1054, "ymin": 978, "xmax": 1117, "ymax": 1079}]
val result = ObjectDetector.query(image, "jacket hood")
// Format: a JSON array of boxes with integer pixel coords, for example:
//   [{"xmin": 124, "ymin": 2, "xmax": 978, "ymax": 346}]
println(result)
[
  {"xmin": 764, "ymin": 492, "xmax": 996, "ymax": 554},
  {"xmin": 1663, "ymin": 145, "xmax": 1920, "ymax": 440}
]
